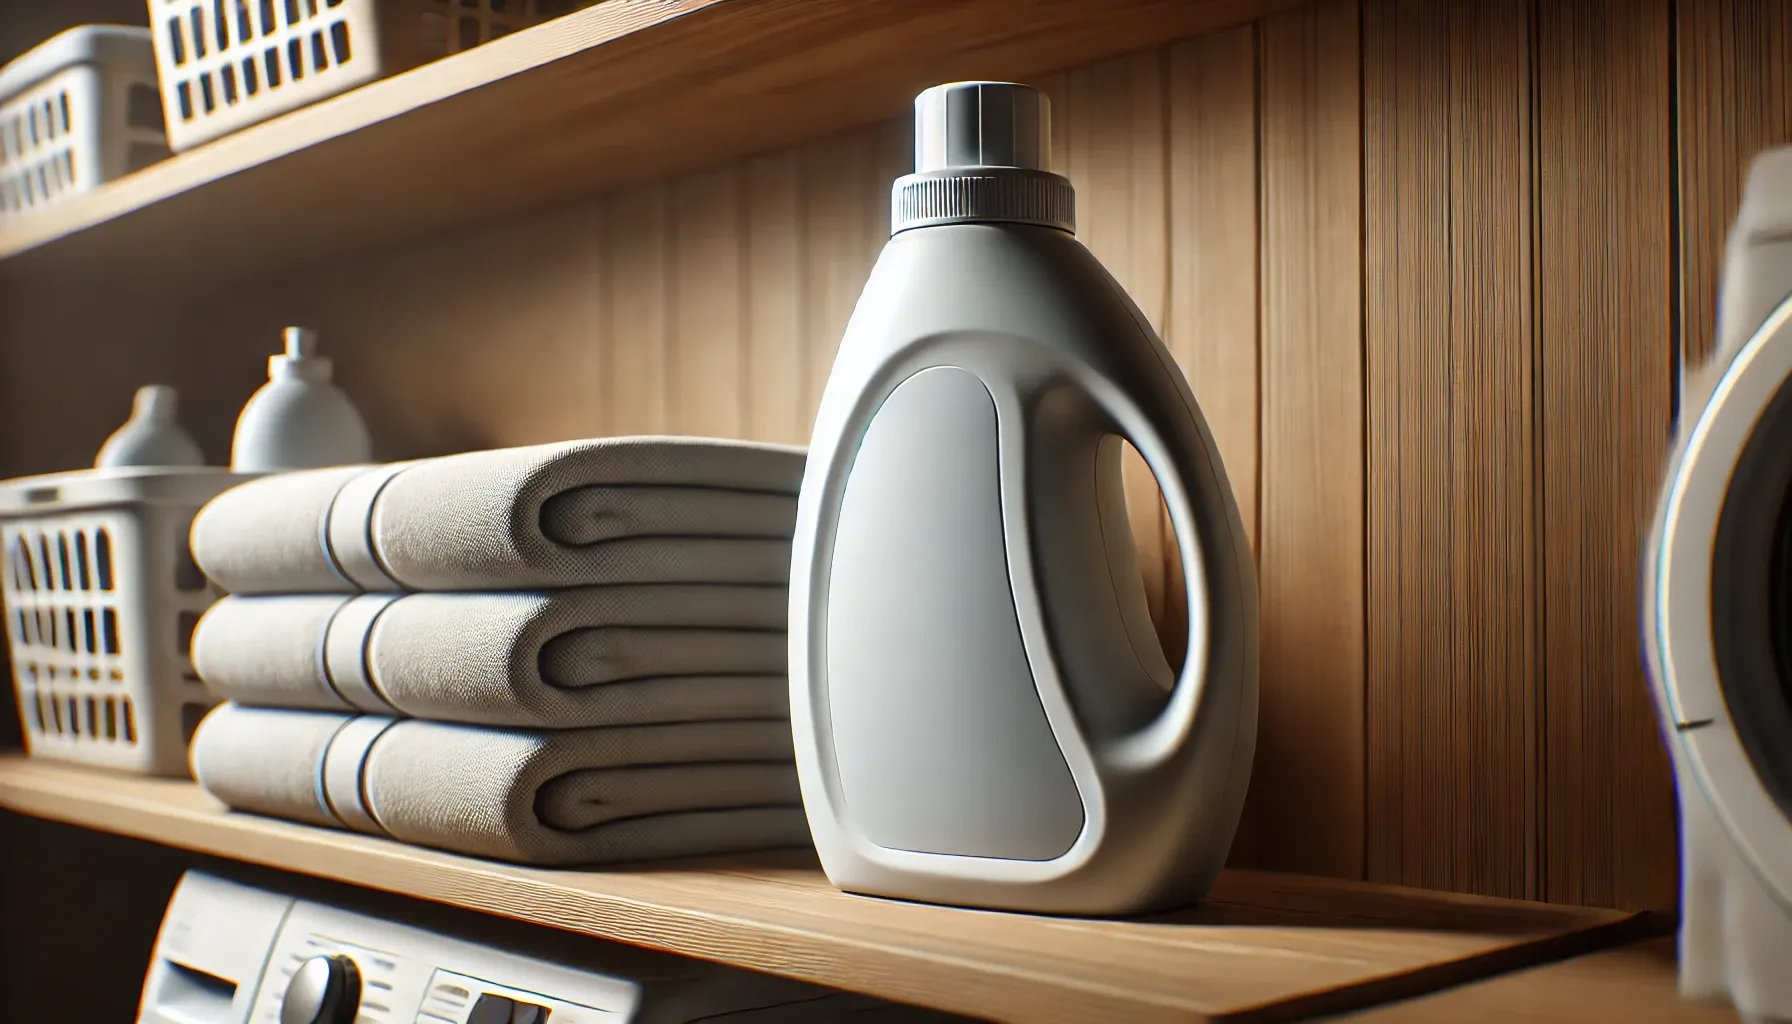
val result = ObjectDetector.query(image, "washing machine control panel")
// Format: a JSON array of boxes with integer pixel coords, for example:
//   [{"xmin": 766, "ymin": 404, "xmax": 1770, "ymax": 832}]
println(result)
[
  {"xmin": 418, "ymin": 972, "xmax": 585, "ymax": 1024},
  {"xmin": 244, "ymin": 921, "xmax": 633, "ymax": 1024},
  {"xmin": 136, "ymin": 872, "xmax": 856, "ymax": 1024}
]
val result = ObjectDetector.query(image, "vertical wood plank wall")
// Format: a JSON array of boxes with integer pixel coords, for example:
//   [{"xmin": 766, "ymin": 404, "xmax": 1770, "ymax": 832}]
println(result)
[
  {"xmin": 5, "ymin": 0, "xmax": 1792, "ymax": 913},
  {"xmin": 1363, "ymin": 0, "xmax": 1535, "ymax": 901},
  {"xmin": 1536, "ymin": 0, "xmax": 1678, "ymax": 915}
]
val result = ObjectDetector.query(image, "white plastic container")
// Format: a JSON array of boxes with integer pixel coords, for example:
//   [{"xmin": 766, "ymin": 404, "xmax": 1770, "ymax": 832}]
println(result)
[
  {"xmin": 1, "ymin": 468, "xmax": 248, "ymax": 776},
  {"xmin": 95, "ymin": 385, "xmax": 207, "ymax": 469},
  {"xmin": 0, "ymin": 25, "xmax": 169, "ymax": 223},
  {"xmin": 230, "ymin": 326, "xmax": 372, "ymax": 471},
  {"xmin": 148, "ymin": 0, "xmax": 592, "ymax": 153},
  {"xmin": 789, "ymin": 82, "xmax": 1259, "ymax": 915}
]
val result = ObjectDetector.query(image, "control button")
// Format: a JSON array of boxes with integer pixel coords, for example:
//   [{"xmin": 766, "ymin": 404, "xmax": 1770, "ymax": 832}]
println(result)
[
  {"xmin": 468, "ymin": 994, "xmax": 514, "ymax": 1024},
  {"xmin": 281, "ymin": 954, "xmax": 362, "ymax": 1024},
  {"xmin": 469, "ymin": 993, "xmax": 548, "ymax": 1024}
]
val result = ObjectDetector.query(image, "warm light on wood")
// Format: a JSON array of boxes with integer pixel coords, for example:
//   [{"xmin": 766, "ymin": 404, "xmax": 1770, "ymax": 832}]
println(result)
[
  {"xmin": 0, "ymin": 755, "xmax": 1657, "ymax": 1024},
  {"xmin": 0, "ymin": 0, "xmax": 1303, "ymax": 292}
]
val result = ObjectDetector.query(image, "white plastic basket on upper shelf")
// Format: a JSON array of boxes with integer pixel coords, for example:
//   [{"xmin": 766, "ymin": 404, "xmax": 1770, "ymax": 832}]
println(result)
[
  {"xmin": 0, "ymin": 25, "xmax": 170, "ymax": 224},
  {"xmin": 148, "ymin": 0, "xmax": 595, "ymax": 153}
]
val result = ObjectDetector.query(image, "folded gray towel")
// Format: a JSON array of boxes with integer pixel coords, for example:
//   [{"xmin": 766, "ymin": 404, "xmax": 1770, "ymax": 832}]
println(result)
[
  {"xmin": 190, "ymin": 437, "xmax": 806, "ymax": 594},
  {"xmin": 190, "ymin": 703, "xmax": 811, "ymax": 865},
  {"xmin": 191, "ymin": 586, "xmax": 790, "ymax": 727}
]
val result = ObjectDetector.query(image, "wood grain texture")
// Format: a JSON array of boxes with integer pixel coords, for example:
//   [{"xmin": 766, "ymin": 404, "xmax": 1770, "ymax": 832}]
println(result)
[
  {"xmin": 796, "ymin": 119, "xmax": 906, "ymax": 425},
  {"xmin": 1676, "ymin": 0, "xmax": 1792, "ymax": 373},
  {"xmin": 1535, "ymin": 0, "xmax": 1678, "ymax": 912},
  {"xmin": 0, "ymin": 0, "xmax": 1305, "ymax": 296},
  {"xmin": 607, "ymin": 180, "xmax": 673, "ymax": 436},
  {"xmin": 1164, "ymin": 25, "xmax": 1263, "ymax": 867},
  {"xmin": 671, "ymin": 167, "xmax": 748, "ymax": 439},
  {"xmin": 1167, "ymin": 28, "xmax": 1262, "ymax": 553},
  {"xmin": 302, "ymin": 199, "xmax": 610, "ymax": 457},
  {"xmin": 1256, "ymin": 0, "xmax": 1367, "ymax": 881},
  {"xmin": 1059, "ymin": 50, "xmax": 1178, "ymax": 642},
  {"xmin": 744, "ymin": 150, "xmax": 809, "ymax": 446},
  {"xmin": 1442, "ymin": 0, "xmax": 1539, "ymax": 908},
  {"xmin": 1362, "ymin": 0, "xmax": 1538, "ymax": 901},
  {"xmin": 1363, "ymin": 0, "xmax": 1453, "ymax": 900},
  {"xmin": 0, "ymin": 757, "xmax": 1658, "ymax": 1024},
  {"xmin": 1337, "ymin": 939, "xmax": 1738, "ymax": 1023}
]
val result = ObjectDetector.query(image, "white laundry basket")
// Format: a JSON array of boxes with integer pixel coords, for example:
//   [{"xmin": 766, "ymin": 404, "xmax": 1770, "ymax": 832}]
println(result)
[
  {"xmin": 0, "ymin": 467, "xmax": 248, "ymax": 776},
  {"xmin": 0, "ymin": 25, "xmax": 169, "ymax": 223},
  {"xmin": 149, "ymin": 0, "xmax": 595, "ymax": 153}
]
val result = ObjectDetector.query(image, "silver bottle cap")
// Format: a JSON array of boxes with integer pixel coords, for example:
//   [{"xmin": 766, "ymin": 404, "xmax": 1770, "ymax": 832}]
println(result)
[
  {"xmin": 893, "ymin": 81, "xmax": 1075, "ymax": 236},
  {"xmin": 914, "ymin": 82, "xmax": 1051, "ymax": 172}
]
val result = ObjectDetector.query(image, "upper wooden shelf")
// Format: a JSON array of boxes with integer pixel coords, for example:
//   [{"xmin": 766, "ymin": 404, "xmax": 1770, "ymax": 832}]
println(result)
[
  {"xmin": 0, "ymin": 0, "xmax": 1299, "ymax": 294},
  {"xmin": 0, "ymin": 755, "xmax": 1662, "ymax": 1024}
]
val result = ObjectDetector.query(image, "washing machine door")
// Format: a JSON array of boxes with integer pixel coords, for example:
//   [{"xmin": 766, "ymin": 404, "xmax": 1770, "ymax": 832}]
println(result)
[{"xmin": 1649, "ymin": 293, "xmax": 1792, "ymax": 911}]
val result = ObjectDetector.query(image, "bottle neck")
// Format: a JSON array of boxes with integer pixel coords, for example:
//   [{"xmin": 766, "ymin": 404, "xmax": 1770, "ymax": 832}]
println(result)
[
  {"xmin": 270, "ymin": 355, "xmax": 333, "ymax": 385},
  {"xmin": 132, "ymin": 385, "xmax": 179, "ymax": 423}
]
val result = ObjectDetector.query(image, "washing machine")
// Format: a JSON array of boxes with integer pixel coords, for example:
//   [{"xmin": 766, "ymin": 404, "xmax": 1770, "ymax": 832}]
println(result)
[
  {"xmin": 136, "ymin": 870, "xmax": 968, "ymax": 1024},
  {"xmin": 1644, "ymin": 143, "xmax": 1792, "ymax": 1024}
]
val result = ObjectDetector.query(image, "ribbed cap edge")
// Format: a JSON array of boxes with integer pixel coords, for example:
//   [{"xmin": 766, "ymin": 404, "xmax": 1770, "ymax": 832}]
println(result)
[{"xmin": 891, "ymin": 168, "xmax": 1076, "ymax": 234}]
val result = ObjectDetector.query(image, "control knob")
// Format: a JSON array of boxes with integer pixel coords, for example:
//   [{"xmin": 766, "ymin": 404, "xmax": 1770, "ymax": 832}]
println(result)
[{"xmin": 281, "ymin": 954, "xmax": 362, "ymax": 1024}]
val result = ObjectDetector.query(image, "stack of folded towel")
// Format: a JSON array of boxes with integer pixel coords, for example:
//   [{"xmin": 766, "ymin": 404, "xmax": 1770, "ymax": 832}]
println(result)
[{"xmin": 185, "ymin": 437, "xmax": 813, "ymax": 867}]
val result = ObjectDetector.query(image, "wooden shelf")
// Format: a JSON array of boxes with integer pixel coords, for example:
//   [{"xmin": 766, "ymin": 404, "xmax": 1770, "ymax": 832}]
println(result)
[
  {"xmin": 1339, "ymin": 939, "xmax": 1741, "ymax": 1023},
  {"xmin": 0, "ymin": 0, "xmax": 1298, "ymax": 295},
  {"xmin": 0, "ymin": 756, "xmax": 1663, "ymax": 1024}
]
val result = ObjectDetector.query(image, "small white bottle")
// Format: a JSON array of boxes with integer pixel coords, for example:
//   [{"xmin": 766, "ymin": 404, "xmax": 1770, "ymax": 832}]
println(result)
[
  {"xmin": 230, "ymin": 326, "xmax": 372, "ymax": 473},
  {"xmin": 95, "ymin": 385, "xmax": 205, "ymax": 468}
]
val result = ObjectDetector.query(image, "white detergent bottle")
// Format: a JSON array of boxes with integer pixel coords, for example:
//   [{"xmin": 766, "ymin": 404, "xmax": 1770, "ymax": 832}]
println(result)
[
  {"xmin": 789, "ymin": 81, "xmax": 1259, "ymax": 916},
  {"xmin": 230, "ymin": 326, "xmax": 372, "ymax": 472}
]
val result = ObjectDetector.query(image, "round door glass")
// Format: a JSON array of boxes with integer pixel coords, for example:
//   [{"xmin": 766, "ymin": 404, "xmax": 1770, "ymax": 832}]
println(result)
[{"xmin": 1711, "ymin": 367, "xmax": 1792, "ymax": 818}]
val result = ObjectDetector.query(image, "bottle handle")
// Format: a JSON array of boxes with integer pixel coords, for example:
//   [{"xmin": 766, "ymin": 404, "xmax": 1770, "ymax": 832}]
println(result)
[{"xmin": 1082, "ymin": 382, "xmax": 1222, "ymax": 775}]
